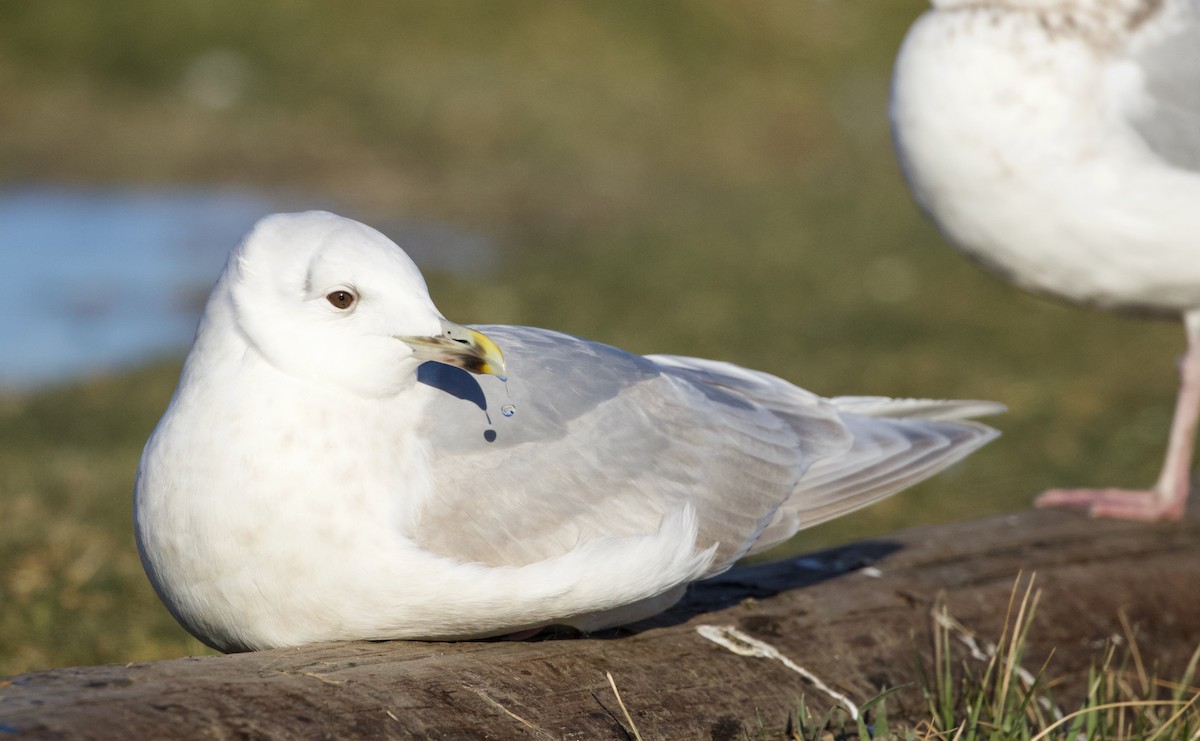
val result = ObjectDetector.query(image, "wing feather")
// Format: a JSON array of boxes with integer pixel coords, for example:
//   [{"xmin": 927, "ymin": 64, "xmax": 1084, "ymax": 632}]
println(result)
[
  {"xmin": 412, "ymin": 329, "xmax": 817, "ymax": 572},
  {"xmin": 1127, "ymin": 1, "xmax": 1200, "ymax": 171},
  {"xmin": 410, "ymin": 329, "xmax": 999, "ymax": 577}
]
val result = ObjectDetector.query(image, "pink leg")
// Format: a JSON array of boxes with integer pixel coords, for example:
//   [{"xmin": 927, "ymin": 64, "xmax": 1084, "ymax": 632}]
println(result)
[{"xmin": 1035, "ymin": 313, "xmax": 1200, "ymax": 522}]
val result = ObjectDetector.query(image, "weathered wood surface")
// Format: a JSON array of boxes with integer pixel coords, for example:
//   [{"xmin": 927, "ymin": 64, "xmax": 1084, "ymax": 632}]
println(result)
[{"xmin": 2, "ymin": 509, "xmax": 1198, "ymax": 740}]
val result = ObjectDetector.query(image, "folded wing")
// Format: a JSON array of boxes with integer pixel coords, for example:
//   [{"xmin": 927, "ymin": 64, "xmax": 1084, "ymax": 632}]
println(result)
[{"xmin": 411, "ymin": 329, "xmax": 998, "ymax": 578}]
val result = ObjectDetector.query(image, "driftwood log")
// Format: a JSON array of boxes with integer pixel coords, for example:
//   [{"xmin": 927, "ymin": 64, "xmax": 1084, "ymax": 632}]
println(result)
[{"xmin": 2, "ymin": 509, "xmax": 1199, "ymax": 739}]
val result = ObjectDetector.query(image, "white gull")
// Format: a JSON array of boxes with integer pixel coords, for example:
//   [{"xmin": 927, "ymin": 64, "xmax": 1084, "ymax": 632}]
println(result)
[
  {"xmin": 891, "ymin": 0, "xmax": 1200, "ymax": 520},
  {"xmin": 135, "ymin": 211, "xmax": 1000, "ymax": 651}
]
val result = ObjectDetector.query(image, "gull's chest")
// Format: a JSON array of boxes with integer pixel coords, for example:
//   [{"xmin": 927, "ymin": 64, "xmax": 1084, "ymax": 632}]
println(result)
[{"xmin": 144, "ymin": 380, "xmax": 434, "ymax": 553}]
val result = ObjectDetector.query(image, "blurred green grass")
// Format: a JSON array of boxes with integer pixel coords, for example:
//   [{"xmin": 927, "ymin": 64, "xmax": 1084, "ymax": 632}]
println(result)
[{"xmin": 0, "ymin": 1, "xmax": 1184, "ymax": 674}]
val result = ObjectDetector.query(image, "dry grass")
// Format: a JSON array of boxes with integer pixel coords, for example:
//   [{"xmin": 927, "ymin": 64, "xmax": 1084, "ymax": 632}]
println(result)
[{"xmin": 786, "ymin": 576, "xmax": 1200, "ymax": 740}]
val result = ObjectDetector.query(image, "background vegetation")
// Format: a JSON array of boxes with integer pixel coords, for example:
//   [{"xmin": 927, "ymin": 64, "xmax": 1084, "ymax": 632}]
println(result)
[{"xmin": 0, "ymin": 1, "xmax": 1183, "ymax": 675}]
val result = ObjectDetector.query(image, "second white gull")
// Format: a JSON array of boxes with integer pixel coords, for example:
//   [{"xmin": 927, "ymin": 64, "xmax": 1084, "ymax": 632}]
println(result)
[{"xmin": 891, "ymin": 0, "xmax": 1200, "ymax": 520}]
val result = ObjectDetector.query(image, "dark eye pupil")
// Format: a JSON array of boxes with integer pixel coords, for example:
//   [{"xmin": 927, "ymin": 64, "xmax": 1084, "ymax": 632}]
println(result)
[{"xmin": 326, "ymin": 291, "xmax": 355, "ymax": 309}]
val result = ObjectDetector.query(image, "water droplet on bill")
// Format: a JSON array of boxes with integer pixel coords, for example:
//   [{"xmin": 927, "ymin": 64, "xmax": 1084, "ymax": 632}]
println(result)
[{"xmin": 500, "ymin": 404, "xmax": 516, "ymax": 417}]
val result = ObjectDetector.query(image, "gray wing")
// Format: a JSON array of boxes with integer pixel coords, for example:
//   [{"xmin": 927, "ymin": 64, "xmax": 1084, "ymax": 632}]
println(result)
[
  {"xmin": 410, "ymin": 328, "xmax": 999, "ymax": 576},
  {"xmin": 1127, "ymin": 0, "xmax": 1200, "ymax": 171},
  {"xmin": 410, "ymin": 327, "xmax": 849, "ymax": 573},
  {"xmin": 750, "ymin": 403, "xmax": 1000, "ymax": 555},
  {"xmin": 644, "ymin": 359, "xmax": 1002, "ymax": 556}
]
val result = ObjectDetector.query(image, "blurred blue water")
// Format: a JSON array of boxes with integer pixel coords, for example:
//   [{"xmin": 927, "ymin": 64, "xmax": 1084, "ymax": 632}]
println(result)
[{"xmin": 0, "ymin": 187, "xmax": 495, "ymax": 390}]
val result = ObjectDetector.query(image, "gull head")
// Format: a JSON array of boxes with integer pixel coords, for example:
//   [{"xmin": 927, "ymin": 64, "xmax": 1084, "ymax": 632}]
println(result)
[{"xmin": 221, "ymin": 211, "xmax": 506, "ymax": 398}]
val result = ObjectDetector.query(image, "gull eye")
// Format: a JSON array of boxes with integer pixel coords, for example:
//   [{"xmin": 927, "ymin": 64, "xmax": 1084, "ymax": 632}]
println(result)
[{"xmin": 326, "ymin": 290, "xmax": 356, "ymax": 310}]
